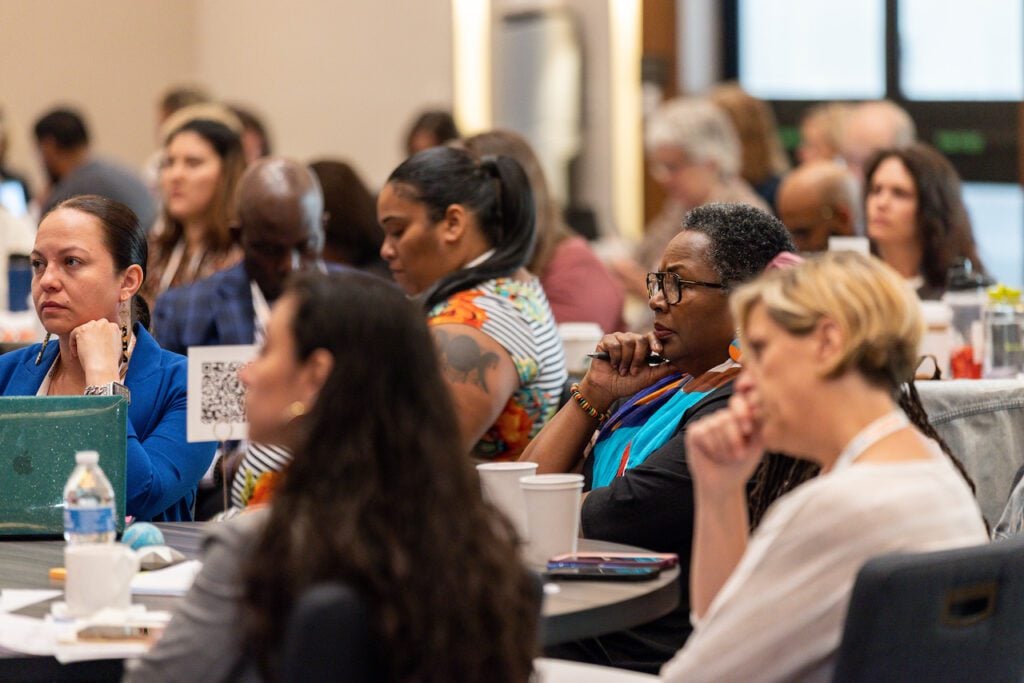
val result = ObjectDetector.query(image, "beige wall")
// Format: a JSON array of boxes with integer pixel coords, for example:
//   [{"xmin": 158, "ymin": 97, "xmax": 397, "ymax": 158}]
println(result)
[
  {"xmin": 1, "ymin": 1, "xmax": 618, "ymax": 234},
  {"xmin": 0, "ymin": 1, "xmax": 197, "ymax": 194},
  {"xmin": 194, "ymin": 0, "xmax": 453, "ymax": 188},
  {"xmin": 2, "ymin": 0, "xmax": 453, "ymax": 198}
]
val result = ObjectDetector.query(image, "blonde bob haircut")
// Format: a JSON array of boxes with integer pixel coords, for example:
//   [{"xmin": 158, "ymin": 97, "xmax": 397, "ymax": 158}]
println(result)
[{"xmin": 731, "ymin": 251, "xmax": 923, "ymax": 390}]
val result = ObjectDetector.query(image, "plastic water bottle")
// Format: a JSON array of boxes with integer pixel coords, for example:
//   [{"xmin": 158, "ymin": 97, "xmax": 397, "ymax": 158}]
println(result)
[
  {"xmin": 63, "ymin": 450, "xmax": 116, "ymax": 544},
  {"xmin": 982, "ymin": 285, "xmax": 1024, "ymax": 379}
]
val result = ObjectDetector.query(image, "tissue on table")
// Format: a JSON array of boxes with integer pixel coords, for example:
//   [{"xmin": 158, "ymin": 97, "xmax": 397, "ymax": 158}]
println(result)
[{"xmin": 135, "ymin": 545, "xmax": 187, "ymax": 571}]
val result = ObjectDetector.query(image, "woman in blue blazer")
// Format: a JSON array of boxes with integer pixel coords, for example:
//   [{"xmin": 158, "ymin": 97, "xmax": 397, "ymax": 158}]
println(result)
[{"xmin": 0, "ymin": 195, "xmax": 215, "ymax": 521}]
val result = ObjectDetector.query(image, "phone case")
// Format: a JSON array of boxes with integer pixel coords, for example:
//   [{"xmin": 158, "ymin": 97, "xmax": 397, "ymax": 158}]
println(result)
[
  {"xmin": 543, "ymin": 566, "xmax": 662, "ymax": 582},
  {"xmin": 547, "ymin": 552, "xmax": 678, "ymax": 569}
]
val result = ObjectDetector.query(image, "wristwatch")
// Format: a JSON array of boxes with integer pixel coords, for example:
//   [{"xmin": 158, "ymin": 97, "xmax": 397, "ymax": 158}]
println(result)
[{"xmin": 84, "ymin": 381, "xmax": 131, "ymax": 405}]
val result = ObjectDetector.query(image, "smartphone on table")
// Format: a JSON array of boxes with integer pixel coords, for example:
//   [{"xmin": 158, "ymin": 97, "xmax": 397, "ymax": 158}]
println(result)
[
  {"xmin": 547, "ymin": 551, "xmax": 678, "ymax": 570},
  {"xmin": 543, "ymin": 565, "xmax": 663, "ymax": 582}
]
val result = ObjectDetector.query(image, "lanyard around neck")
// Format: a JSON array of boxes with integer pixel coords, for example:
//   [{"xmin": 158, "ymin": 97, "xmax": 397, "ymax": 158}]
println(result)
[
  {"xmin": 250, "ymin": 280, "xmax": 271, "ymax": 346},
  {"xmin": 832, "ymin": 411, "xmax": 910, "ymax": 473}
]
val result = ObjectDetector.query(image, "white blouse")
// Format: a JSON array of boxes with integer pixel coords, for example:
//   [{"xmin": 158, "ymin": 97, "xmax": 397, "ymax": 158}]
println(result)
[{"xmin": 661, "ymin": 453, "xmax": 988, "ymax": 683}]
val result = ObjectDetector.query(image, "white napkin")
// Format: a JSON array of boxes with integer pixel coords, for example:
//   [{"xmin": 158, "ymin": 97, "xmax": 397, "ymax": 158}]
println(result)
[
  {"xmin": 130, "ymin": 560, "xmax": 202, "ymax": 596},
  {"xmin": 0, "ymin": 589, "xmax": 62, "ymax": 613}
]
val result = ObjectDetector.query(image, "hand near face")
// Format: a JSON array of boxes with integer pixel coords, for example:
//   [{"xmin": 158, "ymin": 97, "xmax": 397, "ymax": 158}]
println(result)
[
  {"xmin": 685, "ymin": 379, "xmax": 766, "ymax": 499},
  {"xmin": 70, "ymin": 319, "xmax": 123, "ymax": 385},
  {"xmin": 579, "ymin": 331, "xmax": 675, "ymax": 410}
]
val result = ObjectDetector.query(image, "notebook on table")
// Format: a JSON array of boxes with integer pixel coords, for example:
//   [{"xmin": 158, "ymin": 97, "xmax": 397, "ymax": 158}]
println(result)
[{"xmin": 0, "ymin": 396, "xmax": 128, "ymax": 539}]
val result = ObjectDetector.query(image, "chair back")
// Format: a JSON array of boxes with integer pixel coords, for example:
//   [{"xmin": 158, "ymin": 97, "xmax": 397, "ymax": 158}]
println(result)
[
  {"xmin": 280, "ymin": 583, "xmax": 377, "ymax": 682},
  {"xmin": 832, "ymin": 537, "xmax": 1024, "ymax": 683},
  {"xmin": 918, "ymin": 378, "xmax": 1024, "ymax": 525}
]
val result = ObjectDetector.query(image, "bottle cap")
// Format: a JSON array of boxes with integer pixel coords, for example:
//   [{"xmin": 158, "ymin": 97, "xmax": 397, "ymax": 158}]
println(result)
[
  {"xmin": 74, "ymin": 450, "xmax": 99, "ymax": 465},
  {"xmin": 987, "ymin": 284, "xmax": 1021, "ymax": 305}
]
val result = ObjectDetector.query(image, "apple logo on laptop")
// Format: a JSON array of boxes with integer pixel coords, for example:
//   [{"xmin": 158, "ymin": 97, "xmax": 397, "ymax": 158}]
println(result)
[{"xmin": 12, "ymin": 453, "xmax": 33, "ymax": 476}]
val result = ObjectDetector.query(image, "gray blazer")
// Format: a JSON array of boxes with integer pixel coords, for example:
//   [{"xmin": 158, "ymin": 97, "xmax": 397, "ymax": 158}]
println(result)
[{"xmin": 123, "ymin": 510, "xmax": 268, "ymax": 683}]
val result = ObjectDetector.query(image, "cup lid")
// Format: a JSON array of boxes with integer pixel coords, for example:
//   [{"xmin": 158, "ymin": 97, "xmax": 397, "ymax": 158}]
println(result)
[
  {"xmin": 477, "ymin": 461, "xmax": 540, "ymax": 471},
  {"xmin": 519, "ymin": 473, "xmax": 584, "ymax": 490}
]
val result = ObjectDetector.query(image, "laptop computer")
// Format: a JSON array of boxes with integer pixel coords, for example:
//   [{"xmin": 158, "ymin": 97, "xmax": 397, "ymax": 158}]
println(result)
[{"xmin": 0, "ymin": 396, "xmax": 128, "ymax": 539}]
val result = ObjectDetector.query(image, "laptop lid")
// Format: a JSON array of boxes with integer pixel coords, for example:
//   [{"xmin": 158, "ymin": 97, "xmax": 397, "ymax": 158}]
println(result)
[{"xmin": 0, "ymin": 396, "xmax": 128, "ymax": 539}]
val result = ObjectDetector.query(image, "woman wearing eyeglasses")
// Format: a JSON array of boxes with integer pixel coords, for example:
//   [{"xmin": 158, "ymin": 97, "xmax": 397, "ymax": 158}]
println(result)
[{"xmin": 523, "ymin": 203, "xmax": 817, "ymax": 673}]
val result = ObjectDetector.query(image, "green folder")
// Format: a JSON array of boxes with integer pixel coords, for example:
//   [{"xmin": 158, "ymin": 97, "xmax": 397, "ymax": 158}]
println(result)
[{"xmin": 0, "ymin": 396, "xmax": 128, "ymax": 539}]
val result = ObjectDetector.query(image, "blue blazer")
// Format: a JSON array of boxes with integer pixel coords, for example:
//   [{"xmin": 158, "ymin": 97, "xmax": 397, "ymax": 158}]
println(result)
[
  {"xmin": 152, "ymin": 262, "xmax": 256, "ymax": 355},
  {"xmin": 0, "ymin": 325, "xmax": 216, "ymax": 521}
]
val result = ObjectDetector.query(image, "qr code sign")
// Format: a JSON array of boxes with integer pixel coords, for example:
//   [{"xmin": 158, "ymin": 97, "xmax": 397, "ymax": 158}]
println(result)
[{"xmin": 201, "ymin": 361, "xmax": 246, "ymax": 424}]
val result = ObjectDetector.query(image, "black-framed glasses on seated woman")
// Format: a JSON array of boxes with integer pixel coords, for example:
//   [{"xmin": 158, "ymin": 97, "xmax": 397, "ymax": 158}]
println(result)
[{"xmin": 646, "ymin": 271, "xmax": 729, "ymax": 305}]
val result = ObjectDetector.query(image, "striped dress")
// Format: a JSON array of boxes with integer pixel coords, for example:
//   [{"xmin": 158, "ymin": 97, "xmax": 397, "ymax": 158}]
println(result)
[{"xmin": 428, "ymin": 277, "xmax": 567, "ymax": 461}]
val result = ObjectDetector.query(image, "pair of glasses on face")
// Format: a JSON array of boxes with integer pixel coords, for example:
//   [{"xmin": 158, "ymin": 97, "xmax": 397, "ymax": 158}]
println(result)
[{"xmin": 646, "ymin": 272, "xmax": 728, "ymax": 305}]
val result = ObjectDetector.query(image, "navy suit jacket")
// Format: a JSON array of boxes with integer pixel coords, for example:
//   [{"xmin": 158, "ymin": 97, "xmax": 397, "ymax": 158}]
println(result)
[
  {"xmin": 0, "ymin": 326, "xmax": 217, "ymax": 521},
  {"xmin": 153, "ymin": 261, "xmax": 362, "ymax": 353},
  {"xmin": 153, "ymin": 262, "xmax": 257, "ymax": 354}
]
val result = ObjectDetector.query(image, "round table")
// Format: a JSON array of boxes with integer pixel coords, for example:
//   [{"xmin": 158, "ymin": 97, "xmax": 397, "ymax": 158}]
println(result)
[
  {"xmin": 539, "ymin": 539, "xmax": 680, "ymax": 645},
  {"xmin": 0, "ymin": 523, "xmax": 680, "ymax": 677}
]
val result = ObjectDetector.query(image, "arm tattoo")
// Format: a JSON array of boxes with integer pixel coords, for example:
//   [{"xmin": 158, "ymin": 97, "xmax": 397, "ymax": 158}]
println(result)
[{"xmin": 434, "ymin": 329, "xmax": 500, "ymax": 394}]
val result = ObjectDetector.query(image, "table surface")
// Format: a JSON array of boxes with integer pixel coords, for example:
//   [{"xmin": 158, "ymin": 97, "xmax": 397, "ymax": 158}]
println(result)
[{"xmin": 0, "ymin": 522, "xmax": 679, "ymax": 674}]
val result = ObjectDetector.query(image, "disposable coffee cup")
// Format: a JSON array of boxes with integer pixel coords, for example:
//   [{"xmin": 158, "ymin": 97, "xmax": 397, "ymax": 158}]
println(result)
[
  {"xmin": 64, "ymin": 544, "xmax": 139, "ymax": 617},
  {"xmin": 558, "ymin": 322, "xmax": 604, "ymax": 376},
  {"xmin": 520, "ymin": 474, "xmax": 584, "ymax": 566},
  {"xmin": 477, "ymin": 462, "xmax": 539, "ymax": 541},
  {"xmin": 827, "ymin": 236, "xmax": 870, "ymax": 255}
]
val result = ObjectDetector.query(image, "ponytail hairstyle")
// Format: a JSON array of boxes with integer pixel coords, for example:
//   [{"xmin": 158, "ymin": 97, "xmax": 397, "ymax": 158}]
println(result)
[{"xmin": 385, "ymin": 146, "xmax": 536, "ymax": 311}]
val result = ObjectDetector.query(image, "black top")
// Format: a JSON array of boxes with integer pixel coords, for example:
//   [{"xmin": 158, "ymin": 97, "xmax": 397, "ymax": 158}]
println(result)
[{"xmin": 555, "ymin": 382, "xmax": 734, "ymax": 673}]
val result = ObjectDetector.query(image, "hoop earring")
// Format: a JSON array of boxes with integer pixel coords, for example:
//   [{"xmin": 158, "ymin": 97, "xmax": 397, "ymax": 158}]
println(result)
[
  {"xmin": 35, "ymin": 333, "xmax": 51, "ymax": 366},
  {"xmin": 120, "ymin": 323, "xmax": 129, "ymax": 365}
]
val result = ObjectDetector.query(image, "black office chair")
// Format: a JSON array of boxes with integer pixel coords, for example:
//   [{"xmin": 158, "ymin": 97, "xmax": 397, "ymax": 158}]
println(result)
[
  {"xmin": 832, "ymin": 536, "xmax": 1024, "ymax": 683},
  {"xmin": 280, "ymin": 583, "xmax": 378, "ymax": 682}
]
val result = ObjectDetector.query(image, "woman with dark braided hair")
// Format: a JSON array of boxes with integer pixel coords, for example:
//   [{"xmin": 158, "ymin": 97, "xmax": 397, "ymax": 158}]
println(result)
[
  {"xmin": 526, "ymin": 203, "xmax": 815, "ymax": 673},
  {"xmin": 126, "ymin": 271, "xmax": 538, "ymax": 682},
  {"xmin": 667, "ymin": 251, "xmax": 986, "ymax": 682},
  {"xmin": 379, "ymin": 145, "xmax": 567, "ymax": 460}
]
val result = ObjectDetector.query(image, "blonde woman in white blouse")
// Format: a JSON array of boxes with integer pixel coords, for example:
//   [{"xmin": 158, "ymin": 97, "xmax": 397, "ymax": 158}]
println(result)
[{"xmin": 663, "ymin": 252, "xmax": 987, "ymax": 682}]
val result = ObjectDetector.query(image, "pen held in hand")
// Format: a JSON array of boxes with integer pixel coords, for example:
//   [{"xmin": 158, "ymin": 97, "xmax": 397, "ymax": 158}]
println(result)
[{"xmin": 587, "ymin": 351, "xmax": 670, "ymax": 366}]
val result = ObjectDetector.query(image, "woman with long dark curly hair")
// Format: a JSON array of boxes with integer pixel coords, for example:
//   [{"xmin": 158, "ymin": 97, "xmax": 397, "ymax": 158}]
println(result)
[
  {"xmin": 864, "ymin": 142, "xmax": 986, "ymax": 300},
  {"xmin": 126, "ymin": 271, "xmax": 539, "ymax": 682}
]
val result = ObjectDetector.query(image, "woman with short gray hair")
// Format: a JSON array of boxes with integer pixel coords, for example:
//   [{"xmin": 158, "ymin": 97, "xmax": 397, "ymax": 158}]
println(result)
[{"xmin": 611, "ymin": 98, "xmax": 769, "ymax": 310}]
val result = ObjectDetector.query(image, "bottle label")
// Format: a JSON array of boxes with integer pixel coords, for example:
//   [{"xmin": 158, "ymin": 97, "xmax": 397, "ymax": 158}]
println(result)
[{"xmin": 64, "ymin": 506, "xmax": 116, "ymax": 535}]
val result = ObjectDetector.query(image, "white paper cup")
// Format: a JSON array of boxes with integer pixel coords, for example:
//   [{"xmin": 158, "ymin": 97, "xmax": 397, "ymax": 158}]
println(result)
[
  {"xmin": 827, "ymin": 235, "xmax": 871, "ymax": 255},
  {"xmin": 64, "ymin": 544, "xmax": 139, "ymax": 617},
  {"xmin": 477, "ymin": 462, "xmax": 539, "ymax": 541},
  {"xmin": 520, "ymin": 474, "xmax": 584, "ymax": 566},
  {"xmin": 559, "ymin": 322, "xmax": 605, "ymax": 376}
]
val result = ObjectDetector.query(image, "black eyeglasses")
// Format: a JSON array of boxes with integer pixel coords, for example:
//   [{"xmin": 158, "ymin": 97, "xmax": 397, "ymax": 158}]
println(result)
[{"xmin": 646, "ymin": 272, "xmax": 728, "ymax": 305}]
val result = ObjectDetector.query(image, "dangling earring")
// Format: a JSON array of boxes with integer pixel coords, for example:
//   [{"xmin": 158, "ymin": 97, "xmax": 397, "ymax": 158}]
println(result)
[
  {"xmin": 120, "ymin": 323, "xmax": 129, "ymax": 365},
  {"xmin": 35, "ymin": 333, "xmax": 51, "ymax": 366}
]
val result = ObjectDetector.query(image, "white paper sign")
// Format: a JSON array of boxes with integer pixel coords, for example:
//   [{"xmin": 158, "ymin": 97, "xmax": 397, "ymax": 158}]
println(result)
[{"xmin": 186, "ymin": 345, "xmax": 258, "ymax": 443}]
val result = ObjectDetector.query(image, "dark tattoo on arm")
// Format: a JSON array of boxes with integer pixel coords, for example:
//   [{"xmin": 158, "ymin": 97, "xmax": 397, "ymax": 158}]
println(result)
[{"xmin": 434, "ymin": 329, "xmax": 500, "ymax": 393}]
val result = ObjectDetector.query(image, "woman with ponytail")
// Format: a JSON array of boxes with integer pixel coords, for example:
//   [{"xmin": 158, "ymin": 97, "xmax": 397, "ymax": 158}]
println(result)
[
  {"xmin": 378, "ymin": 146, "xmax": 567, "ymax": 460},
  {"xmin": 0, "ymin": 195, "xmax": 215, "ymax": 520}
]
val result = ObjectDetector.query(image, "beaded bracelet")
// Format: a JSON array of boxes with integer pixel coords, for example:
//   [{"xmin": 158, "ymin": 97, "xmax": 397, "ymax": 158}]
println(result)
[{"xmin": 569, "ymin": 383, "xmax": 611, "ymax": 424}]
